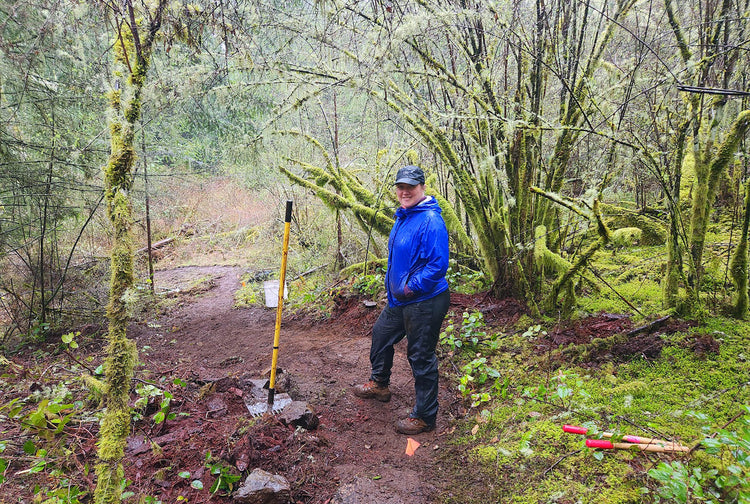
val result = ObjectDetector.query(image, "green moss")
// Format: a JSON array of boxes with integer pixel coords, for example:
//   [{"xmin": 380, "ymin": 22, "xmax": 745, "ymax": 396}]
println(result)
[
  {"xmin": 632, "ymin": 215, "xmax": 668, "ymax": 245},
  {"xmin": 339, "ymin": 258, "xmax": 388, "ymax": 277},
  {"xmin": 580, "ymin": 279, "xmax": 664, "ymax": 316},
  {"xmin": 601, "ymin": 204, "xmax": 668, "ymax": 246},
  {"xmin": 429, "ymin": 188, "xmax": 473, "ymax": 252},
  {"xmin": 113, "ymin": 23, "xmax": 135, "ymax": 67},
  {"xmin": 94, "ymin": 462, "xmax": 124, "ymax": 504},
  {"xmin": 97, "ymin": 407, "xmax": 132, "ymax": 460},
  {"xmin": 730, "ymin": 180, "xmax": 750, "ymax": 318},
  {"xmin": 449, "ymin": 309, "xmax": 750, "ymax": 502},
  {"xmin": 534, "ymin": 225, "xmax": 573, "ymax": 274},
  {"xmin": 608, "ymin": 380, "xmax": 649, "ymax": 398},
  {"xmin": 511, "ymin": 471, "xmax": 640, "ymax": 504},
  {"xmin": 610, "ymin": 227, "xmax": 643, "ymax": 247},
  {"xmin": 98, "ymin": 16, "xmax": 156, "ymax": 504},
  {"xmin": 107, "ymin": 89, "xmax": 121, "ymax": 110},
  {"xmin": 464, "ymin": 415, "xmax": 642, "ymax": 504},
  {"xmin": 278, "ymin": 165, "xmax": 394, "ymax": 236}
]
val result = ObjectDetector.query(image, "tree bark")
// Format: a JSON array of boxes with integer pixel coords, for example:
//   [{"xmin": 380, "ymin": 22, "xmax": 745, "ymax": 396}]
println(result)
[{"xmin": 96, "ymin": 1, "xmax": 166, "ymax": 502}]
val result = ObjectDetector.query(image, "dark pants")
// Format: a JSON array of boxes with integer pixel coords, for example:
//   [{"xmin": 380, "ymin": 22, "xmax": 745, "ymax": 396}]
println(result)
[{"xmin": 369, "ymin": 290, "xmax": 450, "ymax": 426}]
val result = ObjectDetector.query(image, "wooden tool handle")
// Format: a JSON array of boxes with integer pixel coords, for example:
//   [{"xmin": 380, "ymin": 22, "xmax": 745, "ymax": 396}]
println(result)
[
  {"xmin": 586, "ymin": 439, "xmax": 690, "ymax": 453},
  {"xmin": 564, "ymin": 424, "xmax": 668, "ymax": 445}
]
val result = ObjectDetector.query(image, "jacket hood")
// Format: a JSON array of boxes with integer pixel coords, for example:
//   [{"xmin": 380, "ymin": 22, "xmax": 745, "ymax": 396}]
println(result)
[{"xmin": 394, "ymin": 196, "xmax": 442, "ymax": 219}]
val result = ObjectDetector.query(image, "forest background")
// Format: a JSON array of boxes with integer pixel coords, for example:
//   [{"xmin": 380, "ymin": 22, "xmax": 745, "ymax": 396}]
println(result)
[{"xmin": 1, "ymin": 0, "xmax": 749, "ymax": 503}]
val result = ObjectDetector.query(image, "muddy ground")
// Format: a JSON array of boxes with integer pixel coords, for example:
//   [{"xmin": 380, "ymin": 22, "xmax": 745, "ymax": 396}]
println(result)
[
  {"xmin": 123, "ymin": 266, "xmax": 502, "ymax": 503},
  {"xmin": 0, "ymin": 265, "xmax": 696, "ymax": 503}
]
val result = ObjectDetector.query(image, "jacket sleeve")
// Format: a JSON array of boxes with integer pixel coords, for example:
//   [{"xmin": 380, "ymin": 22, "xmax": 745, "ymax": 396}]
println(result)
[{"xmin": 407, "ymin": 213, "xmax": 449, "ymax": 295}]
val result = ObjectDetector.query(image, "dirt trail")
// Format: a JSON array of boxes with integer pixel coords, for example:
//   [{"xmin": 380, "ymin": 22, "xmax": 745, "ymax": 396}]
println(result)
[{"xmin": 129, "ymin": 265, "xmax": 459, "ymax": 503}]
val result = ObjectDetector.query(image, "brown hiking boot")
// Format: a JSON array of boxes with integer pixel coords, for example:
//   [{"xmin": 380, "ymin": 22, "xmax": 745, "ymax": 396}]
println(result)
[
  {"xmin": 352, "ymin": 380, "xmax": 391, "ymax": 402},
  {"xmin": 395, "ymin": 416, "xmax": 434, "ymax": 435}
]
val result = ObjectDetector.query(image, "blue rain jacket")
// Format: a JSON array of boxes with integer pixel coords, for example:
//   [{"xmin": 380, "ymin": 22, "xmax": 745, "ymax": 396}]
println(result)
[{"xmin": 386, "ymin": 196, "xmax": 449, "ymax": 307}]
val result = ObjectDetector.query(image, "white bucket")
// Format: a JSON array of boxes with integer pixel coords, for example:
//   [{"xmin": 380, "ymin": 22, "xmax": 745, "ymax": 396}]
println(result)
[{"xmin": 263, "ymin": 280, "xmax": 288, "ymax": 308}]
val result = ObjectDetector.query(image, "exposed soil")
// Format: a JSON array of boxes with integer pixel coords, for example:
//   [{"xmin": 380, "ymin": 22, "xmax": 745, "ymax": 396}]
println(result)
[
  {"xmin": 0, "ymin": 266, "xmax": 712, "ymax": 502},
  {"xmin": 123, "ymin": 265, "xmax": 455, "ymax": 503},
  {"xmin": 126, "ymin": 266, "xmax": 517, "ymax": 503},
  {"xmin": 534, "ymin": 313, "xmax": 700, "ymax": 367}
]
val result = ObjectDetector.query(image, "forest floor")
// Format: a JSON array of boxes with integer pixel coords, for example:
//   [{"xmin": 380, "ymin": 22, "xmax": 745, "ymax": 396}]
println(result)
[
  {"xmin": 1, "ymin": 264, "xmax": 689, "ymax": 503},
  {"xmin": 127, "ymin": 264, "xmax": 462, "ymax": 504}
]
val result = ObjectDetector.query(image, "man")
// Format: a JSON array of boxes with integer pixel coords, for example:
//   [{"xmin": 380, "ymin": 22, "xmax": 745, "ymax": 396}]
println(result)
[{"xmin": 353, "ymin": 165, "xmax": 451, "ymax": 435}]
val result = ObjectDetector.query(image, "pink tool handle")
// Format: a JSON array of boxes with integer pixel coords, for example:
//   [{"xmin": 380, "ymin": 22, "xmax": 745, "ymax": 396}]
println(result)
[
  {"xmin": 586, "ymin": 439, "xmax": 615, "ymax": 449},
  {"xmin": 564, "ymin": 425, "xmax": 651, "ymax": 444},
  {"xmin": 563, "ymin": 424, "xmax": 589, "ymax": 435}
]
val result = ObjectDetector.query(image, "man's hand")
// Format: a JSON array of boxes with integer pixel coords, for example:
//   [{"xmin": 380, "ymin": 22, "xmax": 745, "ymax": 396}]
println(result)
[{"xmin": 403, "ymin": 285, "xmax": 414, "ymax": 298}]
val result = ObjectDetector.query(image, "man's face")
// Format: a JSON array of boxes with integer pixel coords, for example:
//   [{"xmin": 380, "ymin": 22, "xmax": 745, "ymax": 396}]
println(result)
[{"xmin": 396, "ymin": 183, "xmax": 426, "ymax": 209}]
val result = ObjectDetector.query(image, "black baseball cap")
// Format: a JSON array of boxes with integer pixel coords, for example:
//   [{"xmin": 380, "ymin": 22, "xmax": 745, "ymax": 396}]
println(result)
[{"xmin": 394, "ymin": 165, "xmax": 425, "ymax": 185}]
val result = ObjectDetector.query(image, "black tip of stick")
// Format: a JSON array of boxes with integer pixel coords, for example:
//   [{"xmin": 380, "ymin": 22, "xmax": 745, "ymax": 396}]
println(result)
[{"xmin": 285, "ymin": 200, "xmax": 293, "ymax": 222}]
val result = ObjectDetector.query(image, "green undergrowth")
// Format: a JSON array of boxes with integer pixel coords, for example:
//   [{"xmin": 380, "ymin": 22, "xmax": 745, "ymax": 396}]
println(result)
[
  {"xmin": 557, "ymin": 217, "xmax": 740, "ymax": 320},
  {"xmin": 0, "ymin": 329, "xmax": 199, "ymax": 502},
  {"xmin": 234, "ymin": 268, "xmax": 338, "ymax": 316},
  {"xmin": 436, "ymin": 313, "xmax": 750, "ymax": 504},
  {"xmin": 233, "ymin": 262, "xmax": 489, "ymax": 317},
  {"xmin": 576, "ymin": 245, "xmax": 667, "ymax": 318}
]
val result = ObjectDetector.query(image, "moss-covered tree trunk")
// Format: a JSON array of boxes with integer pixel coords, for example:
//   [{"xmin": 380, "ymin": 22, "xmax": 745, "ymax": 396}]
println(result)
[
  {"xmin": 663, "ymin": 0, "xmax": 749, "ymax": 314},
  {"xmin": 663, "ymin": 122, "xmax": 689, "ymax": 309},
  {"xmin": 96, "ymin": 2, "xmax": 165, "ymax": 502},
  {"xmin": 687, "ymin": 110, "xmax": 750, "ymax": 307},
  {"xmin": 730, "ymin": 179, "xmax": 750, "ymax": 318}
]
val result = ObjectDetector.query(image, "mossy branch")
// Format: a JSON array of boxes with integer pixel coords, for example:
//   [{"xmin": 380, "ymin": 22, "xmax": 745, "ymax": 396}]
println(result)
[
  {"xmin": 96, "ymin": 2, "xmax": 167, "ymax": 502},
  {"xmin": 600, "ymin": 203, "xmax": 668, "ymax": 246},
  {"xmin": 340, "ymin": 258, "xmax": 388, "ymax": 277},
  {"xmin": 530, "ymin": 186, "xmax": 590, "ymax": 219},
  {"xmin": 664, "ymin": 0, "xmax": 692, "ymax": 63},
  {"xmin": 534, "ymin": 225, "xmax": 573, "ymax": 274},
  {"xmin": 278, "ymin": 165, "xmax": 394, "ymax": 236},
  {"xmin": 536, "ymin": 198, "xmax": 611, "ymax": 312},
  {"xmin": 426, "ymin": 186, "xmax": 474, "ymax": 252},
  {"xmin": 610, "ymin": 227, "xmax": 643, "ymax": 248}
]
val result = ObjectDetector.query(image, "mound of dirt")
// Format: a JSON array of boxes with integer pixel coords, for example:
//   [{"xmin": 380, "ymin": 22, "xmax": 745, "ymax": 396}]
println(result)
[{"xmin": 533, "ymin": 313, "xmax": 702, "ymax": 367}]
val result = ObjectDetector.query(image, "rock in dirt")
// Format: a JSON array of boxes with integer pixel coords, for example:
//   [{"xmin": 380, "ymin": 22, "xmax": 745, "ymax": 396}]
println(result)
[
  {"xmin": 330, "ymin": 476, "xmax": 406, "ymax": 504},
  {"xmin": 278, "ymin": 401, "xmax": 319, "ymax": 430},
  {"xmin": 214, "ymin": 376, "xmax": 240, "ymax": 392},
  {"xmin": 233, "ymin": 468, "xmax": 291, "ymax": 504},
  {"xmin": 126, "ymin": 426, "xmax": 203, "ymax": 455},
  {"xmin": 207, "ymin": 395, "xmax": 228, "ymax": 417}
]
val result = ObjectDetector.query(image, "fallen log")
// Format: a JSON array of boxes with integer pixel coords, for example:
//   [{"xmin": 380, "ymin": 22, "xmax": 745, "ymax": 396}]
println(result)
[
  {"xmin": 135, "ymin": 236, "xmax": 175, "ymax": 255},
  {"xmin": 627, "ymin": 315, "xmax": 670, "ymax": 336}
]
